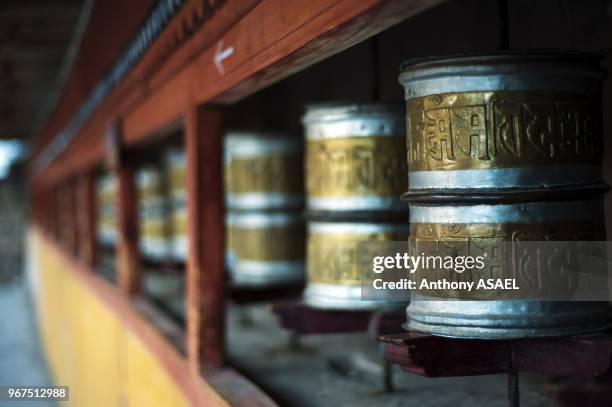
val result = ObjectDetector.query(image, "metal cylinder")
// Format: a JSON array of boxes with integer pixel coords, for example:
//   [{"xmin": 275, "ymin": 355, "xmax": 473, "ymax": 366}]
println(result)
[
  {"xmin": 406, "ymin": 199, "xmax": 611, "ymax": 338},
  {"xmin": 166, "ymin": 149, "xmax": 186, "ymax": 262},
  {"xmin": 96, "ymin": 173, "xmax": 117, "ymax": 247},
  {"xmin": 224, "ymin": 132, "xmax": 303, "ymax": 211},
  {"xmin": 304, "ymin": 220, "xmax": 409, "ymax": 310},
  {"xmin": 137, "ymin": 165, "xmax": 170, "ymax": 261},
  {"xmin": 225, "ymin": 212, "xmax": 236, "ymax": 272},
  {"xmin": 303, "ymin": 104, "xmax": 407, "ymax": 213},
  {"xmin": 231, "ymin": 211, "xmax": 304, "ymax": 286},
  {"xmin": 399, "ymin": 51, "xmax": 606, "ymax": 191}
]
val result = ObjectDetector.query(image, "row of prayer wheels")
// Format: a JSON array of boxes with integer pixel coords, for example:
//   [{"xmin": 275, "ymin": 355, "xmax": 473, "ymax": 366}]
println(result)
[
  {"xmin": 134, "ymin": 149, "xmax": 187, "ymax": 262},
  {"xmin": 95, "ymin": 50, "xmax": 612, "ymax": 339},
  {"xmin": 95, "ymin": 148, "xmax": 187, "ymax": 263},
  {"xmin": 223, "ymin": 105, "xmax": 410, "ymax": 310},
  {"xmin": 225, "ymin": 51, "xmax": 612, "ymax": 339}
]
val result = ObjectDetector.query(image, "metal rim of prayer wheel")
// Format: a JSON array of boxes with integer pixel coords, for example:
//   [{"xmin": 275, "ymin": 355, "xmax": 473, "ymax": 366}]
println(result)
[
  {"xmin": 302, "ymin": 103, "xmax": 407, "ymax": 213},
  {"xmin": 224, "ymin": 131, "xmax": 303, "ymax": 211},
  {"xmin": 225, "ymin": 212, "xmax": 236, "ymax": 272},
  {"xmin": 399, "ymin": 51, "xmax": 606, "ymax": 191}
]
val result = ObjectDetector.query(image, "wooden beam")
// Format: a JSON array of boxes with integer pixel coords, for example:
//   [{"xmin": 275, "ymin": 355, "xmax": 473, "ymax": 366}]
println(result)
[
  {"xmin": 30, "ymin": 0, "xmax": 444, "ymax": 189},
  {"xmin": 77, "ymin": 170, "xmax": 97, "ymax": 268},
  {"xmin": 70, "ymin": 178, "xmax": 80, "ymax": 256},
  {"xmin": 185, "ymin": 105, "xmax": 225, "ymax": 371},
  {"xmin": 113, "ymin": 121, "xmax": 141, "ymax": 295}
]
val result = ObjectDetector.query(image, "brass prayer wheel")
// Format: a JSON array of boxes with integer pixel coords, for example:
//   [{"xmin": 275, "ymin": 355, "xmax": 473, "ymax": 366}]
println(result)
[
  {"xmin": 406, "ymin": 198, "xmax": 611, "ymax": 338},
  {"xmin": 231, "ymin": 211, "xmax": 305, "ymax": 286},
  {"xmin": 399, "ymin": 52, "xmax": 606, "ymax": 191},
  {"xmin": 303, "ymin": 104, "xmax": 407, "ymax": 213},
  {"xmin": 166, "ymin": 149, "xmax": 187, "ymax": 262},
  {"xmin": 136, "ymin": 165, "xmax": 170, "ymax": 261},
  {"xmin": 304, "ymin": 220, "xmax": 409, "ymax": 309},
  {"xmin": 225, "ymin": 212, "xmax": 236, "ymax": 271},
  {"xmin": 224, "ymin": 132, "xmax": 303, "ymax": 211},
  {"xmin": 96, "ymin": 173, "xmax": 117, "ymax": 247}
]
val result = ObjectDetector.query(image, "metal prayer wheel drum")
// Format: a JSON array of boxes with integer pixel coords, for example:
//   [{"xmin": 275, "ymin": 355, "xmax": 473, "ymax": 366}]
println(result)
[
  {"xmin": 399, "ymin": 52, "xmax": 606, "ymax": 191},
  {"xmin": 136, "ymin": 166, "xmax": 170, "ymax": 261},
  {"xmin": 225, "ymin": 212, "xmax": 236, "ymax": 271},
  {"xmin": 166, "ymin": 149, "xmax": 187, "ymax": 262},
  {"xmin": 303, "ymin": 104, "xmax": 407, "ymax": 213},
  {"xmin": 406, "ymin": 199, "xmax": 612, "ymax": 339},
  {"xmin": 231, "ymin": 212, "xmax": 304, "ymax": 286},
  {"xmin": 96, "ymin": 174, "xmax": 117, "ymax": 247},
  {"xmin": 224, "ymin": 132, "xmax": 303, "ymax": 210},
  {"xmin": 305, "ymin": 220, "xmax": 409, "ymax": 310}
]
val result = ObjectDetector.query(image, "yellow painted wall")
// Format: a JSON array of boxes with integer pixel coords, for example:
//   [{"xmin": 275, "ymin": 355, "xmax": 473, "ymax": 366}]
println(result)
[{"xmin": 29, "ymin": 230, "xmax": 191, "ymax": 407}]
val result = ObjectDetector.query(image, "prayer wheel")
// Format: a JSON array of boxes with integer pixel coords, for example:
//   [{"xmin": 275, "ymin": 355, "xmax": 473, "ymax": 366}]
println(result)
[
  {"xmin": 406, "ymin": 199, "xmax": 611, "ymax": 338},
  {"xmin": 303, "ymin": 104, "xmax": 406, "ymax": 213},
  {"xmin": 96, "ymin": 173, "xmax": 117, "ymax": 247},
  {"xmin": 230, "ymin": 211, "xmax": 304, "ymax": 286},
  {"xmin": 136, "ymin": 165, "xmax": 170, "ymax": 261},
  {"xmin": 224, "ymin": 132, "xmax": 303, "ymax": 211},
  {"xmin": 399, "ymin": 51, "xmax": 605, "ymax": 191},
  {"xmin": 166, "ymin": 149, "xmax": 187, "ymax": 262},
  {"xmin": 304, "ymin": 220, "xmax": 409, "ymax": 309}
]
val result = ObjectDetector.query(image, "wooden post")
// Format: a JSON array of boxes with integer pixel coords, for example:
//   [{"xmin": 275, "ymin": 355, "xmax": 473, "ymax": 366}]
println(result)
[
  {"xmin": 112, "ymin": 121, "xmax": 141, "ymax": 295},
  {"xmin": 69, "ymin": 178, "xmax": 80, "ymax": 256},
  {"xmin": 58, "ymin": 184, "xmax": 70, "ymax": 248},
  {"xmin": 78, "ymin": 170, "xmax": 97, "ymax": 268},
  {"xmin": 185, "ymin": 105, "xmax": 225, "ymax": 371}
]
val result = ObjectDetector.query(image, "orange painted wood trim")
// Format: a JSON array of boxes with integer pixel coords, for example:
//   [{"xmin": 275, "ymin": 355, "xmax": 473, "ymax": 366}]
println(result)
[
  {"xmin": 77, "ymin": 170, "xmax": 97, "ymax": 268},
  {"xmin": 113, "ymin": 120, "xmax": 142, "ymax": 297},
  {"xmin": 30, "ymin": 0, "xmax": 443, "ymax": 190},
  {"xmin": 30, "ymin": 0, "xmax": 261, "ymax": 184}
]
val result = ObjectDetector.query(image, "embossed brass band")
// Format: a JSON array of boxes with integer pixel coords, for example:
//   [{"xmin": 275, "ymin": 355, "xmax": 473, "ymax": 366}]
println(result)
[
  {"xmin": 406, "ymin": 200, "xmax": 611, "ymax": 338},
  {"xmin": 231, "ymin": 212, "xmax": 305, "ymax": 286},
  {"xmin": 304, "ymin": 221, "xmax": 409, "ymax": 310},
  {"xmin": 303, "ymin": 104, "xmax": 407, "ymax": 212},
  {"xmin": 224, "ymin": 132, "xmax": 303, "ymax": 210},
  {"xmin": 400, "ymin": 52, "xmax": 606, "ymax": 190}
]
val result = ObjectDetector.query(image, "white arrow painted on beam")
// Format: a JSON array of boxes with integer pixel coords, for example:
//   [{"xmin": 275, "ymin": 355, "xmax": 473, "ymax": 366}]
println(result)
[{"xmin": 214, "ymin": 40, "xmax": 234, "ymax": 75}]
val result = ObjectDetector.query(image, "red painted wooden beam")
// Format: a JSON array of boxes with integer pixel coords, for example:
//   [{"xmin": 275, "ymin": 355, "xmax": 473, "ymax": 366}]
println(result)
[
  {"xmin": 380, "ymin": 332, "xmax": 612, "ymax": 378},
  {"xmin": 113, "ymin": 120, "xmax": 142, "ymax": 296},
  {"xmin": 185, "ymin": 105, "xmax": 225, "ymax": 370}
]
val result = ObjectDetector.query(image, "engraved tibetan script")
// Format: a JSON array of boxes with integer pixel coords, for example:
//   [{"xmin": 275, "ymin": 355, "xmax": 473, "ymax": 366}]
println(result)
[{"xmin": 407, "ymin": 91, "xmax": 601, "ymax": 171}]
